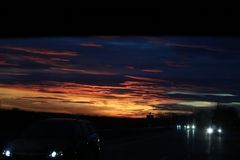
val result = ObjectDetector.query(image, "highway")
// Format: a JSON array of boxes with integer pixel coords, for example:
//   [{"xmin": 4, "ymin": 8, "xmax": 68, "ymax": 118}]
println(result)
[{"xmin": 100, "ymin": 128, "xmax": 240, "ymax": 160}]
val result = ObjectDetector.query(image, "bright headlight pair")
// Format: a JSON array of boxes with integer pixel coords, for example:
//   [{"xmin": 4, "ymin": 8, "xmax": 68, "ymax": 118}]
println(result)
[
  {"xmin": 49, "ymin": 151, "xmax": 63, "ymax": 158},
  {"xmin": 206, "ymin": 127, "xmax": 222, "ymax": 134},
  {"xmin": 2, "ymin": 149, "xmax": 63, "ymax": 158},
  {"xmin": 186, "ymin": 124, "xmax": 196, "ymax": 130}
]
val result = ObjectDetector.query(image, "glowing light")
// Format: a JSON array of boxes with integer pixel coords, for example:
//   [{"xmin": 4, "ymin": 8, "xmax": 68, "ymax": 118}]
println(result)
[
  {"xmin": 50, "ymin": 151, "xmax": 57, "ymax": 158},
  {"xmin": 191, "ymin": 125, "xmax": 196, "ymax": 129},
  {"xmin": 3, "ymin": 150, "xmax": 11, "ymax": 157},
  {"xmin": 176, "ymin": 125, "xmax": 181, "ymax": 130},
  {"xmin": 207, "ymin": 127, "xmax": 213, "ymax": 134},
  {"xmin": 218, "ymin": 128, "xmax": 222, "ymax": 133}
]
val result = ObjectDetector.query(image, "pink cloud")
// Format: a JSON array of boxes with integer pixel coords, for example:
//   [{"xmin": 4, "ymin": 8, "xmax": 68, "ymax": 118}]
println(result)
[
  {"xmin": 125, "ymin": 75, "xmax": 168, "ymax": 83},
  {"xmin": 1, "ymin": 46, "xmax": 78, "ymax": 56},
  {"xmin": 141, "ymin": 69, "xmax": 162, "ymax": 73},
  {"xmin": 121, "ymin": 81, "xmax": 153, "ymax": 86},
  {"xmin": 127, "ymin": 66, "xmax": 135, "ymax": 69},
  {"xmin": 23, "ymin": 56, "xmax": 68, "ymax": 66},
  {"xmin": 79, "ymin": 43, "xmax": 103, "ymax": 48},
  {"xmin": 51, "ymin": 67, "xmax": 117, "ymax": 76}
]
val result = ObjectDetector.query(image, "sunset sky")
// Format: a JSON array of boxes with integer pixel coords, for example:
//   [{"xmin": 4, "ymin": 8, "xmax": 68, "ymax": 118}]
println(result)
[{"xmin": 0, "ymin": 37, "xmax": 240, "ymax": 118}]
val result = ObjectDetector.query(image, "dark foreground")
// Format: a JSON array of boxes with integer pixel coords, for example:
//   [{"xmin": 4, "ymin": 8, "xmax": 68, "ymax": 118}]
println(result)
[{"xmin": 100, "ymin": 128, "xmax": 240, "ymax": 160}]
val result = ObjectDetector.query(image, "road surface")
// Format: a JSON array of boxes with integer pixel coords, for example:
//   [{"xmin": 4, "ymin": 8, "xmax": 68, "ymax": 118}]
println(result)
[{"xmin": 100, "ymin": 128, "xmax": 240, "ymax": 160}]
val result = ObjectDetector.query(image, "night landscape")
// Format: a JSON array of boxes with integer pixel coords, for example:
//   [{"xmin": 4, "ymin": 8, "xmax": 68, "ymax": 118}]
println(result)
[{"xmin": 1, "ymin": 36, "xmax": 240, "ymax": 160}]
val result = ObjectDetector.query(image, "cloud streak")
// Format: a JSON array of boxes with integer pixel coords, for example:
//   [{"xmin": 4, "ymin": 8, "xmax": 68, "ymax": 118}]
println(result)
[
  {"xmin": 125, "ymin": 75, "xmax": 168, "ymax": 83},
  {"xmin": 1, "ymin": 46, "xmax": 79, "ymax": 56},
  {"xmin": 23, "ymin": 56, "xmax": 69, "ymax": 66},
  {"xmin": 0, "ymin": 60, "xmax": 17, "ymax": 66},
  {"xmin": 164, "ymin": 60, "xmax": 188, "ymax": 68},
  {"xmin": 50, "ymin": 67, "xmax": 118, "ymax": 76},
  {"xmin": 141, "ymin": 69, "xmax": 162, "ymax": 73},
  {"xmin": 79, "ymin": 43, "xmax": 103, "ymax": 48},
  {"xmin": 150, "ymin": 39, "xmax": 240, "ymax": 53},
  {"xmin": 167, "ymin": 90, "xmax": 236, "ymax": 97}
]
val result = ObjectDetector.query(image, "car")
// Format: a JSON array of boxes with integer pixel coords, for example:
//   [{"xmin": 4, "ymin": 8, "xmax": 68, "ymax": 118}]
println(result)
[
  {"xmin": 1, "ymin": 118, "xmax": 101, "ymax": 160},
  {"xmin": 205, "ymin": 125, "xmax": 223, "ymax": 135}
]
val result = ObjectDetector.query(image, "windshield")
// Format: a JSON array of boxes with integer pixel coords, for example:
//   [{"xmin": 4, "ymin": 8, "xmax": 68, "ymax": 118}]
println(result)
[{"xmin": 20, "ymin": 121, "xmax": 75, "ymax": 139}]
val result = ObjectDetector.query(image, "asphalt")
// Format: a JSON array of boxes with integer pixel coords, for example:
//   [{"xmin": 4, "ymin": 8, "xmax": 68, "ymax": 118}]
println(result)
[{"xmin": 99, "ymin": 128, "xmax": 240, "ymax": 160}]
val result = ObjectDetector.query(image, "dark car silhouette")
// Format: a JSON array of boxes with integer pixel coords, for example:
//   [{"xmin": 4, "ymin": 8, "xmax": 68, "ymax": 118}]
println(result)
[{"xmin": 1, "ymin": 118, "xmax": 101, "ymax": 160}]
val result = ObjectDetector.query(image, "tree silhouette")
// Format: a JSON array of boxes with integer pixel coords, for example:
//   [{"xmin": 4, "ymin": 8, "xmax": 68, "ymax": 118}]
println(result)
[{"xmin": 212, "ymin": 104, "xmax": 239, "ymax": 128}]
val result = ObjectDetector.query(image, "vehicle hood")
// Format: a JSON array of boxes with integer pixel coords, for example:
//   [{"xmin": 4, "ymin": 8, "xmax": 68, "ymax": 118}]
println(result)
[{"xmin": 4, "ymin": 137, "xmax": 75, "ymax": 155}]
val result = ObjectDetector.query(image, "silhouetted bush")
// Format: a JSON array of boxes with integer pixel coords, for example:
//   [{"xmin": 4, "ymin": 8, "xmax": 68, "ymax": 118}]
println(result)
[{"xmin": 212, "ymin": 104, "xmax": 240, "ymax": 128}]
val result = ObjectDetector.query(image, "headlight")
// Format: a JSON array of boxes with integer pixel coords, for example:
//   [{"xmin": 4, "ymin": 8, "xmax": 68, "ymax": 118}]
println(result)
[
  {"xmin": 186, "ymin": 125, "xmax": 190, "ymax": 129},
  {"xmin": 206, "ymin": 127, "xmax": 214, "ymax": 134},
  {"xmin": 191, "ymin": 125, "xmax": 196, "ymax": 129},
  {"xmin": 49, "ymin": 151, "xmax": 63, "ymax": 158},
  {"xmin": 217, "ymin": 128, "xmax": 222, "ymax": 133},
  {"xmin": 2, "ymin": 149, "xmax": 12, "ymax": 157},
  {"xmin": 176, "ymin": 125, "xmax": 181, "ymax": 130}
]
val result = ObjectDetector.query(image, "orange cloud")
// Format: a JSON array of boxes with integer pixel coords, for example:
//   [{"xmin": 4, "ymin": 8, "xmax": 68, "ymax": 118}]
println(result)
[
  {"xmin": 0, "ymin": 80, "xmax": 179, "ymax": 118},
  {"xmin": 125, "ymin": 75, "xmax": 168, "ymax": 83},
  {"xmin": 120, "ymin": 81, "xmax": 153, "ymax": 86},
  {"xmin": 141, "ymin": 69, "xmax": 162, "ymax": 73},
  {"xmin": 1, "ymin": 46, "xmax": 78, "ymax": 56},
  {"xmin": 79, "ymin": 43, "xmax": 103, "ymax": 48},
  {"xmin": 51, "ymin": 67, "xmax": 117, "ymax": 75}
]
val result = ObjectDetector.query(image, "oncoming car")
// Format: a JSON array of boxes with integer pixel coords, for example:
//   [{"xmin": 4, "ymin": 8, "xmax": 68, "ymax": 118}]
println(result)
[
  {"xmin": 1, "ymin": 118, "xmax": 101, "ymax": 160},
  {"xmin": 205, "ymin": 125, "xmax": 223, "ymax": 135}
]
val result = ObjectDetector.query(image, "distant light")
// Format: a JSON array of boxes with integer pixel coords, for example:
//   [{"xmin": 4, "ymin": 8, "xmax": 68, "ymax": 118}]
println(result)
[
  {"xmin": 207, "ymin": 127, "xmax": 213, "ymax": 134},
  {"xmin": 50, "ymin": 151, "xmax": 57, "ymax": 158},
  {"xmin": 186, "ymin": 125, "xmax": 190, "ymax": 129},
  {"xmin": 3, "ymin": 150, "xmax": 11, "ymax": 157},
  {"xmin": 218, "ymin": 128, "xmax": 222, "ymax": 133},
  {"xmin": 191, "ymin": 125, "xmax": 196, "ymax": 129},
  {"xmin": 176, "ymin": 125, "xmax": 181, "ymax": 130},
  {"xmin": 49, "ymin": 151, "xmax": 63, "ymax": 158}
]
